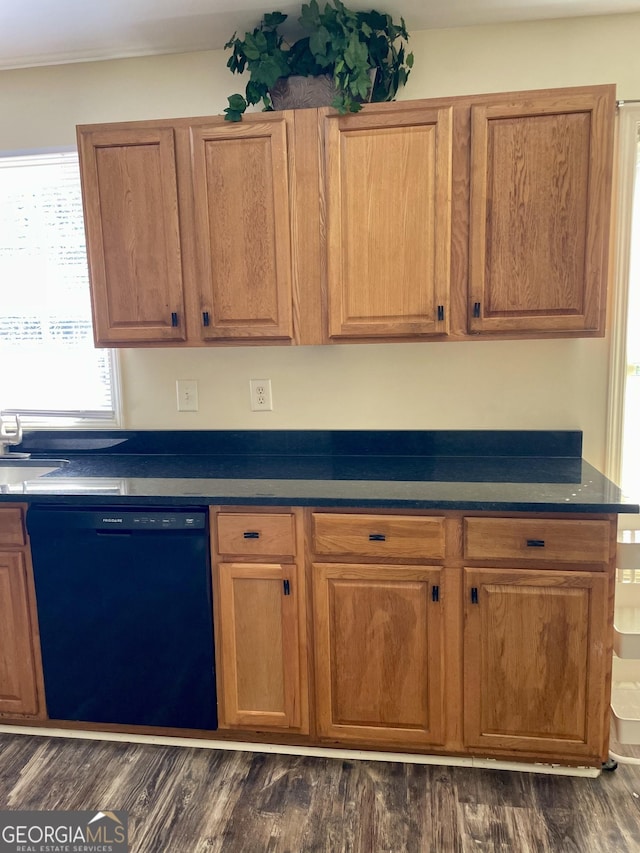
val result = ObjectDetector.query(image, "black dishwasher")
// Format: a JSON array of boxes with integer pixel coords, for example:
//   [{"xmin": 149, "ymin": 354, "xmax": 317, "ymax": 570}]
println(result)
[{"xmin": 26, "ymin": 506, "xmax": 217, "ymax": 730}]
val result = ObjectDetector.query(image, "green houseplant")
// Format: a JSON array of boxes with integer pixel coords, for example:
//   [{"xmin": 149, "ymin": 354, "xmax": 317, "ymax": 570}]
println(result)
[{"xmin": 224, "ymin": 0, "xmax": 413, "ymax": 121}]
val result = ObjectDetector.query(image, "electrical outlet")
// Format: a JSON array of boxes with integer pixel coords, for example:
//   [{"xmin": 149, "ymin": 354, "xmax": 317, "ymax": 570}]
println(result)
[
  {"xmin": 250, "ymin": 379, "xmax": 273, "ymax": 411},
  {"xmin": 176, "ymin": 380, "xmax": 199, "ymax": 412}
]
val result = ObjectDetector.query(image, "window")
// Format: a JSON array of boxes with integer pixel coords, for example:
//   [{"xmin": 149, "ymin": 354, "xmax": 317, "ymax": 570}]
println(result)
[
  {"xmin": 0, "ymin": 151, "xmax": 120, "ymax": 427},
  {"xmin": 608, "ymin": 105, "xmax": 640, "ymax": 509},
  {"xmin": 620, "ymin": 126, "xmax": 640, "ymax": 503}
]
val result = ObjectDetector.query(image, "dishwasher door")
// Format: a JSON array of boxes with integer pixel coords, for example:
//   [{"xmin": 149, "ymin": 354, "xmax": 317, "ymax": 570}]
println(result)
[{"xmin": 27, "ymin": 506, "xmax": 217, "ymax": 730}]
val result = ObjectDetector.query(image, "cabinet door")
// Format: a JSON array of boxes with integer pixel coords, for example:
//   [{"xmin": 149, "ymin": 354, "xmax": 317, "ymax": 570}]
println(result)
[
  {"xmin": 215, "ymin": 562, "xmax": 306, "ymax": 731},
  {"xmin": 463, "ymin": 568, "xmax": 608, "ymax": 759},
  {"xmin": 313, "ymin": 563, "xmax": 444, "ymax": 745},
  {"xmin": 468, "ymin": 87, "xmax": 614, "ymax": 334},
  {"xmin": 0, "ymin": 552, "xmax": 39, "ymax": 716},
  {"xmin": 189, "ymin": 116, "xmax": 294, "ymax": 342},
  {"xmin": 323, "ymin": 105, "xmax": 453, "ymax": 339},
  {"xmin": 77, "ymin": 125, "xmax": 187, "ymax": 344}
]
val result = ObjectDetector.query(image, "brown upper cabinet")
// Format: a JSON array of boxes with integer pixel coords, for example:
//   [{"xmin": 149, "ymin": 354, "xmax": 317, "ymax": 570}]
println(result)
[
  {"xmin": 467, "ymin": 89, "xmax": 614, "ymax": 335},
  {"xmin": 77, "ymin": 125, "xmax": 187, "ymax": 344},
  {"xmin": 77, "ymin": 84, "xmax": 615, "ymax": 347},
  {"xmin": 77, "ymin": 113, "xmax": 295, "ymax": 346},
  {"xmin": 322, "ymin": 104, "xmax": 453, "ymax": 339}
]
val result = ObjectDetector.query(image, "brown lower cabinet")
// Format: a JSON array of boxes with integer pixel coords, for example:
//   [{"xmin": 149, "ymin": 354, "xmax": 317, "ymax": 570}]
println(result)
[
  {"xmin": 211, "ymin": 508, "xmax": 309, "ymax": 734},
  {"xmin": 207, "ymin": 507, "xmax": 617, "ymax": 766},
  {"xmin": 0, "ymin": 506, "xmax": 44, "ymax": 718},
  {"xmin": 306, "ymin": 510, "xmax": 615, "ymax": 765},
  {"xmin": 0, "ymin": 502, "xmax": 615, "ymax": 767},
  {"xmin": 312, "ymin": 563, "xmax": 444, "ymax": 747},
  {"xmin": 463, "ymin": 568, "xmax": 609, "ymax": 759}
]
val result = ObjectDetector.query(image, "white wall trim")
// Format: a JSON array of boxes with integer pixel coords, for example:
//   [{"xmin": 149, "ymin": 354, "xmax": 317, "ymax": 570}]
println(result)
[{"xmin": 0, "ymin": 724, "xmax": 601, "ymax": 777}]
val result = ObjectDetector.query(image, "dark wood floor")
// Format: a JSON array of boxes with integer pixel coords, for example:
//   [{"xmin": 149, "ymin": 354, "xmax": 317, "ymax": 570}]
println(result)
[{"xmin": 1, "ymin": 733, "xmax": 640, "ymax": 852}]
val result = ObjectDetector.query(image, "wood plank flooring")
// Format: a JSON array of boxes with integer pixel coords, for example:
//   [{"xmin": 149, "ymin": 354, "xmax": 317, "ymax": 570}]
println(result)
[{"xmin": 0, "ymin": 733, "xmax": 640, "ymax": 852}]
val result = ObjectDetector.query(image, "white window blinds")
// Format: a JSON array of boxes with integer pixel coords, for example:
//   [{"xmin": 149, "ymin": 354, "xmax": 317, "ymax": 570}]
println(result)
[{"xmin": 0, "ymin": 151, "xmax": 119, "ymax": 425}]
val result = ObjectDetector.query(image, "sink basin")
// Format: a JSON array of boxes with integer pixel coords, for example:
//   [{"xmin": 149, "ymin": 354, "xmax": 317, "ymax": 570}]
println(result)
[{"xmin": 0, "ymin": 459, "xmax": 68, "ymax": 486}]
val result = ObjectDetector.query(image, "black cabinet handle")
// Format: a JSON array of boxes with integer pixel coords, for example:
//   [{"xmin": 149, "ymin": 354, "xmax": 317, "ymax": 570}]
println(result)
[
  {"xmin": 283, "ymin": 579, "xmax": 291, "ymax": 596},
  {"xmin": 437, "ymin": 305, "xmax": 445, "ymax": 322},
  {"xmin": 526, "ymin": 539, "xmax": 545, "ymax": 548},
  {"xmin": 473, "ymin": 302, "xmax": 481, "ymax": 318},
  {"xmin": 243, "ymin": 531, "xmax": 260, "ymax": 539},
  {"xmin": 171, "ymin": 312, "xmax": 179, "ymax": 327},
  {"xmin": 202, "ymin": 311, "xmax": 210, "ymax": 327},
  {"xmin": 432, "ymin": 585, "xmax": 440, "ymax": 603},
  {"xmin": 471, "ymin": 587, "xmax": 479, "ymax": 604},
  {"xmin": 369, "ymin": 533, "xmax": 386, "ymax": 542}
]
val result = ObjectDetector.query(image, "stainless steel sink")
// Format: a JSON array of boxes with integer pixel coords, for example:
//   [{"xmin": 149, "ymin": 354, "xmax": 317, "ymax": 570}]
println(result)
[{"xmin": 0, "ymin": 459, "xmax": 68, "ymax": 486}]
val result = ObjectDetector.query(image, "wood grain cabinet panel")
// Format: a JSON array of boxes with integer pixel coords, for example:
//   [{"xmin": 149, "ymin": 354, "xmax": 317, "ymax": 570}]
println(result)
[
  {"xmin": 312, "ymin": 513, "xmax": 445, "ymax": 560},
  {"xmin": 78, "ymin": 113, "xmax": 295, "ymax": 346},
  {"xmin": 0, "ymin": 508, "xmax": 26, "ymax": 547},
  {"xmin": 0, "ymin": 505, "xmax": 44, "ymax": 720},
  {"xmin": 78, "ymin": 86, "xmax": 614, "ymax": 347},
  {"xmin": 211, "ymin": 507, "xmax": 308, "ymax": 734},
  {"xmin": 464, "ymin": 517, "xmax": 610, "ymax": 564},
  {"xmin": 0, "ymin": 551, "xmax": 40, "ymax": 717},
  {"xmin": 313, "ymin": 563, "xmax": 444, "ymax": 746},
  {"xmin": 468, "ymin": 88, "xmax": 614, "ymax": 335},
  {"xmin": 215, "ymin": 513, "xmax": 296, "ymax": 557},
  {"xmin": 189, "ymin": 119, "xmax": 294, "ymax": 342},
  {"xmin": 463, "ymin": 568, "xmax": 608, "ymax": 759},
  {"xmin": 322, "ymin": 105, "xmax": 453, "ymax": 339},
  {"xmin": 215, "ymin": 562, "xmax": 305, "ymax": 731},
  {"xmin": 77, "ymin": 126, "xmax": 187, "ymax": 345}
]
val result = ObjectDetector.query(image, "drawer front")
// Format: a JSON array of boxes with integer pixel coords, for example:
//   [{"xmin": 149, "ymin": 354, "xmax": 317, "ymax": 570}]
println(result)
[
  {"xmin": 464, "ymin": 517, "xmax": 610, "ymax": 564},
  {"xmin": 0, "ymin": 507, "xmax": 26, "ymax": 547},
  {"xmin": 215, "ymin": 513, "xmax": 296, "ymax": 556},
  {"xmin": 312, "ymin": 513, "xmax": 445, "ymax": 559}
]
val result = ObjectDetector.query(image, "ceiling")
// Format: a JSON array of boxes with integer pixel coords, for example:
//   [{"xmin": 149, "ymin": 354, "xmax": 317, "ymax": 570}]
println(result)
[{"xmin": 2, "ymin": 0, "xmax": 640, "ymax": 71}]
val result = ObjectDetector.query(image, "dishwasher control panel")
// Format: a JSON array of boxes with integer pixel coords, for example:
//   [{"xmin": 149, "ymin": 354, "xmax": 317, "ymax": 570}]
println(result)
[
  {"xmin": 26, "ymin": 506, "xmax": 208, "ymax": 534},
  {"xmin": 96, "ymin": 511, "xmax": 206, "ymax": 530}
]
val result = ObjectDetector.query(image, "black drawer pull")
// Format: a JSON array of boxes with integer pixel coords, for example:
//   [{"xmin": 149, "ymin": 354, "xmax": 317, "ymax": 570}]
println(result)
[
  {"xmin": 283, "ymin": 579, "xmax": 291, "ymax": 596},
  {"xmin": 526, "ymin": 539, "xmax": 545, "ymax": 548},
  {"xmin": 437, "ymin": 305, "xmax": 445, "ymax": 322},
  {"xmin": 473, "ymin": 302, "xmax": 481, "ymax": 318},
  {"xmin": 471, "ymin": 587, "xmax": 478, "ymax": 604},
  {"xmin": 171, "ymin": 311, "xmax": 179, "ymax": 327},
  {"xmin": 432, "ymin": 585, "xmax": 440, "ymax": 603},
  {"xmin": 369, "ymin": 533, "xmax": 386, "ymax": 542},
  {"xmin": 202, "ymin": 311, "xmax": 210, "ymax": 327},
  {"xmin": 243, "ymin": 531, "xmax": 260, "ymax": 539}
]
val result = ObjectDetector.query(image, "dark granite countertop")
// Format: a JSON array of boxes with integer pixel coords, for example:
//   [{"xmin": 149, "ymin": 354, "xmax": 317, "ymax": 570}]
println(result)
[{"xmin": 2, "ymin": 429, "xmax": 637, "ymax": 514}]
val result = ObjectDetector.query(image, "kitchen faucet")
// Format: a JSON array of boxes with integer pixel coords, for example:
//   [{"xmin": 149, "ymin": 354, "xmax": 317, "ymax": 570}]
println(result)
[{"xmin": 0, "ymin": 414, "xmax": 23, "ymax": 456}]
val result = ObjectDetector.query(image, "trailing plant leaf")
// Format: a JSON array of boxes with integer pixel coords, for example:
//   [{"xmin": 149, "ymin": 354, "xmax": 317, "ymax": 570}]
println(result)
[{"xmin": 224, "ymin": 94, "xmax": 248, "ymax": 122}]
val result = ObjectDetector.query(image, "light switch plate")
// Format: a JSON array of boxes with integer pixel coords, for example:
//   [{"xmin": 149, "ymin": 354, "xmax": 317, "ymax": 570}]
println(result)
[{"xmin": 176, "ymin": 379, "xmax": 198, "ymax": 412}]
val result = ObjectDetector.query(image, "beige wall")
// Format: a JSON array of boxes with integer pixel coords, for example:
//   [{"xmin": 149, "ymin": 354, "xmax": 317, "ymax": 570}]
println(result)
[{"xmin": 2, "ymin": 12, "xmax": 639, "ymax": 467}]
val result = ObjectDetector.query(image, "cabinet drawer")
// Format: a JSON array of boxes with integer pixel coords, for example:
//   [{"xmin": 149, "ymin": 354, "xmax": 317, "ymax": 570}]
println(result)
[
  {"xmin": 215, "ymin": 513, "xmax": 296, "ymax": 557},
  {"xmin": 464, "ymin": 517, "xmax": 610, "ymax": 564},
  {"xmin": 312, "ymin": 513, "xmax": 445, "ymax": 559},
  {"xmin": 0, "ymin": 508, "xmax": 25, "ymax": 547}
]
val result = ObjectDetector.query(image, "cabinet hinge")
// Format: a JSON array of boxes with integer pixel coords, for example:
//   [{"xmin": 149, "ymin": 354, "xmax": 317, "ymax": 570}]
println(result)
[
  {"xmin": 432, "ymin": 585, "xmax": 440, "ymax": 603},
  {"xmin": 283, "ymin": 579, "xmax": 291, "ymax": 596}
]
